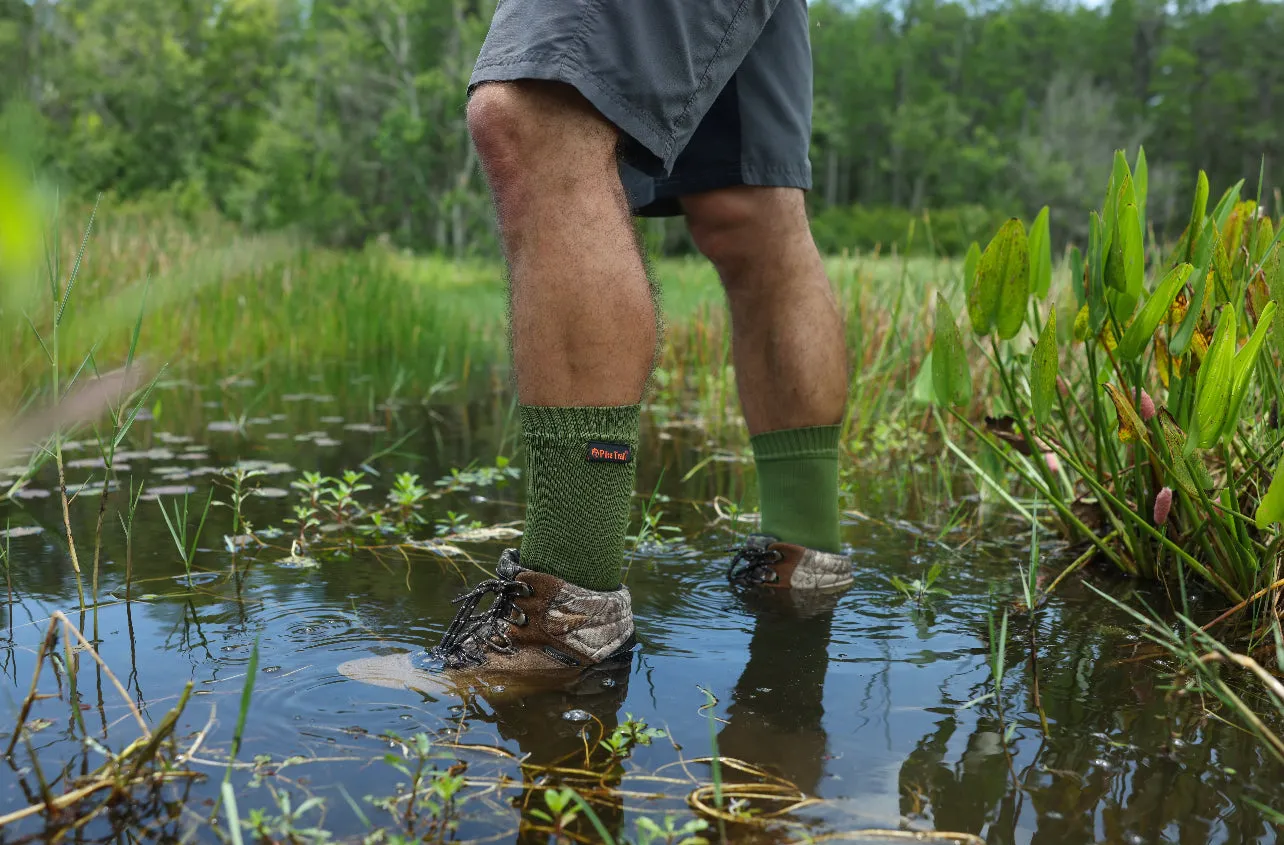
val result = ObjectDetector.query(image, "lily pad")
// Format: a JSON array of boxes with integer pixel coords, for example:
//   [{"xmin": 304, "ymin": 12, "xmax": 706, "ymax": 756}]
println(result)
[
  {"xmin": 141, "ymin": 484, "xmax": 199, "ymax": 500},
  {"xmin": 0, "ymin": 525, "xmax": 43, "ymax": 539}
]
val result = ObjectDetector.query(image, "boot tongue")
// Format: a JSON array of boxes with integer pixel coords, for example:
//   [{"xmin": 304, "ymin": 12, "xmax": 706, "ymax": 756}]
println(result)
[{"xmin": 496, "ymin": 550, "xmax": 527, "ymax": 581}]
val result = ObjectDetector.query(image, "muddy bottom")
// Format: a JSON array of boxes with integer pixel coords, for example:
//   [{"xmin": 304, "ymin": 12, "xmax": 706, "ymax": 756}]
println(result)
[{"xmin": 0, "ymin": 367, "xmax": 1280, "ymax": 843}]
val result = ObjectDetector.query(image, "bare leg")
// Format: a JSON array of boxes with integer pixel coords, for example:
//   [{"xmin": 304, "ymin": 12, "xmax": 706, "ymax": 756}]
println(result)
[
  {"xmin": 683, "ymin": 186, "xmax": 848, "ymax": 434},
  {"xmin": 467, "ymin": 81, "xmax": 656, "ymax": 405},
  {"xmin": 467, "ymin": 80, "xmax": 656, "ymax": 594}
]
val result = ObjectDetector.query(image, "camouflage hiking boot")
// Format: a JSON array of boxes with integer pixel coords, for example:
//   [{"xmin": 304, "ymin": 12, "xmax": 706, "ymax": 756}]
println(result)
[
  {"xmin": 726, "ymin": 534, "xmax": 854, "ymax": 591},
  {"xmin": 428, "ymin": 548, "xmax": 636, "ymax": 676}
]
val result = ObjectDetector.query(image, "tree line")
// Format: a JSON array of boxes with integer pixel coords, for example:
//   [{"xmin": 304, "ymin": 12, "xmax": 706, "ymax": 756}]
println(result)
[{"xmin": 2, "ymin": 0, "xmax": 1281, "ymax": 256}]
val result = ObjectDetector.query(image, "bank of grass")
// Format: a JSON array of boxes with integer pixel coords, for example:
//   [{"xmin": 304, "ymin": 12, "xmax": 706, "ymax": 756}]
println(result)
[{"xmin": 5, "ymin": 199, "xmax": 995, "ymax": 450}]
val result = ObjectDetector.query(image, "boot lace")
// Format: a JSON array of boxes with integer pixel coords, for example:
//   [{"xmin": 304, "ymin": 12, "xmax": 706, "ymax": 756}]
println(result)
[
  {"xmin": 434, "ymin": 574, "xmax": 532, "ymax": 666},
  {"xmin": 726, "ymin": 539, "xmax": 783, "ymax": 585}
]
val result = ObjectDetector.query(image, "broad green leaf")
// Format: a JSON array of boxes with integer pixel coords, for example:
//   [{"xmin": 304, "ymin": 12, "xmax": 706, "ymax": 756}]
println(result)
[
  {"xmin": 1134, "ymin": 147, "xmax": 1148, "ymax": 228},
  {"xmin": 912, "ymin": 350, "xmax": 936, "ymax": 405},
  {"xmin": 970, "ymin": 218, "xmax": 1029, "ymax": 339},
  {"xmin": 1069, "ymin": 245, "xmax": 1086, "ymax": 309},
  {"xmin": 932, "ymin": 293, "xmax": 971, "ymax": 407},
  {"xmin": 963, "ymin": 241, "xmax": 980, "ymax": 290},
  {"xmin": 1190, "ymin": 307, "xmax": 1237, "ymax": 450},
  {"xmin": 1029, "ymin": 207, "xmax": 1052, "ymax": 299},
  {"xmin": 1252, "ymin": 216, "xmax": 1275, "ymax": 266},
  {"xmin": 1209, "ymin": 179, "xmax": 1245, "ymax": 240},
  {"xmin": 1221, "ymin": 300, "xmax": 1277, "ymax": 445},
  {"xmin": 1102, "ymin": 382, "xmax": 1147, "ymax": 444},
  {"xmin": 1115, "ymin": 169, "xmax": 1137, "ymax": 224},
  {"xmin": 1184, "ymin": 171, "xmax": 1209, "ymax": 264},
  {"xmin": 1105, "ymin": 212, "xmax": 1127, "ymax": 292},
  {"xmin": 1119, "ymin": 203, "xmax": 1144, "ymax": 303},
  {"xmin": 1172, "ymin": 224, "xmax": 1216, "ymax": 356},
  {"xmin": 1088, "ymin": 212, "xmax": 1107, "ymax": 333},
  {"xmin": 1117, "ymin": 263, "xmax": 1194, "ymax": 360},
  {"xmin": 1029, "ymin": 310, "xmax": 1058, "ymax": 426},
  {"xmin": 1211, "ymin": 229, "xmax": 1234, "ymax": 304},
  {"xmin": 1270, "ymin": 249, "xmax": 1284, "ymax": 357},
  {"xmin": 1158, "ymin": 412, "xmax": 1199, "ymax": 498},
  {"xmin": 1256, "ymin": 454, "xmax": 1284, "ymax": 529}
]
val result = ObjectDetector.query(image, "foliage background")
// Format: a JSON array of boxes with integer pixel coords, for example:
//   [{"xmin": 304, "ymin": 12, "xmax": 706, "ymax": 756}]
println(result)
[{"xmin": 2, "ymin": 0, "xmax": 1282, "ymax": 256}]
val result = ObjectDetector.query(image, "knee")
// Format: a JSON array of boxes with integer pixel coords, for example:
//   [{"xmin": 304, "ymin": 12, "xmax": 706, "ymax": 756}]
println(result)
[
  {"xmin": 685, "ymin": 188, "xmax": 808, "ymax": 280},
  {"xmin": 467, "ymin": 82, "xmax": 616, "ymax": 190},
  {"xmin": 466, "ymin": 84, "xmax": 539, "ymax": 183}
]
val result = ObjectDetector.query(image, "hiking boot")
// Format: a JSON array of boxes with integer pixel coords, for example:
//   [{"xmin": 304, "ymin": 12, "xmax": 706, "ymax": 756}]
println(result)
[
  {"xmin": 425, "ymin": 548, "xmax": 636, "ymax": 675},
  {"xmin": 726, "ymin": 534, "xmax": 853, "ymax": 591},
  {"xmin": 338, "ymin": 549, "xmax": 635, "ymax": 698}
]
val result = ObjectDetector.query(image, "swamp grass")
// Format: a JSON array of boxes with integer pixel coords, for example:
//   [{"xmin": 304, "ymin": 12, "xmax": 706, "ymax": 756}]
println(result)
[{"xmin": 3, "ymin": 196, "xmax": 996, "ymax": 461}]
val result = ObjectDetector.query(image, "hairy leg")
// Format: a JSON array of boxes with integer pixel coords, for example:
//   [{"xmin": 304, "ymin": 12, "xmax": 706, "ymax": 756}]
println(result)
[
  {"xmin": 682, "ymin": 186, "xmax": 847, "ymax": 434},
  {"xmin": 468, "ymin": 80, "xmax": 657, "ymax": 405}
]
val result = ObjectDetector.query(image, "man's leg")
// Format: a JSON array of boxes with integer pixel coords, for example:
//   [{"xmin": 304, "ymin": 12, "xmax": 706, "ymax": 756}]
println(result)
[
  {"xmin": 684, "ymin": 186, "xmax": 849, "ymax": 556},
  {"xmin": 468, "ymin": 80, "xmax": 657, "ymax": 592}
]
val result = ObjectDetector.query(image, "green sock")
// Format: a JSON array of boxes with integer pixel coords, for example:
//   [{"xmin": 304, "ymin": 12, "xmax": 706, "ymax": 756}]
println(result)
[
  {"xmin": 518, "ymin": 404, "xmax": 640, "ymax": 591},
  {"xmin": 750, "ymin": 425, "xmax": 842, "ymax": 554}
]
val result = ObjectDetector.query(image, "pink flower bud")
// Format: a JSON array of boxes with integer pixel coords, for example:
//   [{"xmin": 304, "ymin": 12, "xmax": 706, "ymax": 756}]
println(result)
[
  {"xmin": 1044, "ymin": 452, "xmax": 1060, "ymax": 473},
  {"xmin": 1139, "ymin": 388, "xmax": 1156, "ymax": 422},
  {"xmin": 1154, "ymin": 487, "xmax": 1173, "ymax": 525}
]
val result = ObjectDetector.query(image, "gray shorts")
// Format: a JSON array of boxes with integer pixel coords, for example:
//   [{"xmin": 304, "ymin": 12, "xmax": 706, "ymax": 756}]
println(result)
[{"xmin": 468, "ymin": 0, "xmax": 813, "ymax": 218}]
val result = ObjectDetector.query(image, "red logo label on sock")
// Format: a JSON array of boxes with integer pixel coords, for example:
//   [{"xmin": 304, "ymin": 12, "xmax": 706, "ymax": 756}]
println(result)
[{"xmin": 586, "ymin": 441, "xmax": 632, "ymax": 463}]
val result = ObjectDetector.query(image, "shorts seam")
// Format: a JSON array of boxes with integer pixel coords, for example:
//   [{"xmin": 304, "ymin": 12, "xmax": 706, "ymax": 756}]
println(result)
[
  {"xmin": 561, "ymin": 0, "xmax": 606, "ymax": 80},
  {"xmin": 674, "ymin": 0, "xmax": 753, "ymax": 131}
]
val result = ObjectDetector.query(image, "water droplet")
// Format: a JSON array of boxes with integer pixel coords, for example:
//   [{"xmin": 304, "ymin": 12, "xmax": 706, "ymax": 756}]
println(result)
[{"xmin": 562, "ymin": 709, "xmax": 591, "ymax": 723}]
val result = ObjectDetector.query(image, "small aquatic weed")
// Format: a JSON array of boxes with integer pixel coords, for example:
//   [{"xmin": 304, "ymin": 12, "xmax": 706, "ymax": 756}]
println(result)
[
  {"xmin": 433, "ymin": 456, "xmax": 520, "ymax": 493},
  {"xmin": 388, "ymin": 472, "xmax": 429, "ymax": 529},
  {"xmin": 888, "ymin": 562, "xmax": 950, "ymax": 606},
  {"xmin": 634, "ymin": 815, "xmax": 710, "ymax": 845},
  {"xmin": 435, "ymin": 511, "xmax": 483, "ymax": 537},
  {"xmin": 528, "ymin": 787, "xmax": 581, "ymax": 835},
  {"xmin": 243, "ymin": 790, "xmax": 334, "ymax": 843},
  {"xmin": 600, "ymin": 713, "xmax": 666, "ymax": 758},
  {"xmin": 215, "ymin": 466, "xmax": 267, "ymax": 539},
  {"xmin": 368, "ymin": 732, "xmax": 465, "ymax": 838}
]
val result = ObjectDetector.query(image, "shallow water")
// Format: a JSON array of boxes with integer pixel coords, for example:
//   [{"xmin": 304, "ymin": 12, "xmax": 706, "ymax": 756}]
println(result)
[{"xmin": 1, "ymin": 368, "xmax": 1281, "ymax": 843}]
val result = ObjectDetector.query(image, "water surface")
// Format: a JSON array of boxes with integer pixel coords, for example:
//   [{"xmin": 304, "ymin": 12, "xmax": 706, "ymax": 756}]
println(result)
[{"xmin": 1, "ymin": 367, "xmax": 1280, "ymax": 843}]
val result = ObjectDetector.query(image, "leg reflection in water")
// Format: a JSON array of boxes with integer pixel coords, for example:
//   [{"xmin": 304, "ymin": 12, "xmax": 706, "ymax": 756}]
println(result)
[
  {"xmin": 339, "ymin": 646, "xmax": 632, "ymax": 843},
  {"xmin": 713, "ymin": 585, "xmax": 842, "ymax": 836}
]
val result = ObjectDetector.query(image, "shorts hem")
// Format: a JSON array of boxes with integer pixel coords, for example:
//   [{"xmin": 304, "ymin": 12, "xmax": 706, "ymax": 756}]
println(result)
[
  {"xmin": 631, "ymin": 160, "xmax": 813, "ymax": 216},
  {"xmin": 470, "ymin": 56, "xmax": 678, "ymax": 173}
]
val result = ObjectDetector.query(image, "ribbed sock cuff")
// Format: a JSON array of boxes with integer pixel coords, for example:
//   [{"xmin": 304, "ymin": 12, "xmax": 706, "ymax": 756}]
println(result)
[
  {"xmin": 750, "ymin": 425, "xmax": 841, "ymax": 462},
  {"xmin": 519, "ymin": 404, "xmax": 641, "ymax": 446}
]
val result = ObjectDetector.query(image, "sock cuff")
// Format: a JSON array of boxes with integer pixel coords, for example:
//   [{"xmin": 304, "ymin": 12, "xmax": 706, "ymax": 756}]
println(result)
[
  {"xmin": 520, "ymin": 404, "xmax": 641, "ymax": 446},
  {"xmin": 750, "ymin": 424, "xmax": 841, "ymax": 462}
]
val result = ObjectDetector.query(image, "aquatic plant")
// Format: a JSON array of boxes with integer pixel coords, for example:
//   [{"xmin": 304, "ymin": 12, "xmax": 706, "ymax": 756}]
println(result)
[{"xmin": 932, "ymin": 147, "xmax": 1284, "ymax": 620}]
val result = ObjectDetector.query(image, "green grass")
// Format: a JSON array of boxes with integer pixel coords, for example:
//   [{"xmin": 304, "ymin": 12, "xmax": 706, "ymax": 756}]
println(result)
[{"xmin": 5, "ymin": 198, "xmax": 983, "ymax": 448}]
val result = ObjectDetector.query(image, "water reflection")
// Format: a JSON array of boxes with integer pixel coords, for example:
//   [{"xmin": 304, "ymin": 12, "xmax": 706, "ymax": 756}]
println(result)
[
  {"xmin": 718, "ymin": 587, "xmax": 840, "ymax": 801},
  {"xmin": 3, "ymin": 369, "xmax": 1284, "ymax": 843}
]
